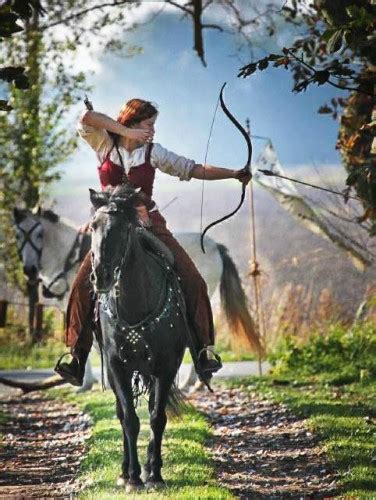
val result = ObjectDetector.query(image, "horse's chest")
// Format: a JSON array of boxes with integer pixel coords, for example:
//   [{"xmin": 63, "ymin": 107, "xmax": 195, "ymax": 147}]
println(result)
[{"xmin": 100, "ymin": 276, "xmax": 186, "ymax": 370}]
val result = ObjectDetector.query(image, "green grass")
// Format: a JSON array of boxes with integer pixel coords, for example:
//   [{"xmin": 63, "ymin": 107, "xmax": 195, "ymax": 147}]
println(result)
[
  {"xmin": 182, "ymin": 341, "xmax": 256, "ymax": 364},
  {"xmin": 0, "ymin": 338, "xmax": 67, "ymax": 370},
  {"xmin": 221, "ymin": 375, "xmax": 376, "ymax": 497},
  {"xmin": 50, "ymin": 386, "xmax": 233, "ymax": 499},
  {"xmin": 1, "ymin": 336, "xmax": 253, "ymax": 370},
  {"xmin": 0, "ymin": 308, "xmax": 68, "ymax": 370}
]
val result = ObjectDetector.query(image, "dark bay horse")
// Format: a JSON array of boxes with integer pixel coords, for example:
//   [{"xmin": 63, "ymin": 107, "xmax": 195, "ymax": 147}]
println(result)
[{"xmin": 89, "ymin": 185, "xmax": 189, "ymax": 492}]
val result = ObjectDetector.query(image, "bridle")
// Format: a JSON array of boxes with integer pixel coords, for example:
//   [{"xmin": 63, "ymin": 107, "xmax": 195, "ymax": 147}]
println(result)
[
  {"xmin": 91, "ymin": 206, "xmax": 134, "ymax": 302},
  {"xmin": 16, "ymin": 220, "xmax": 43, "ymax": 264},
  {"xmin": 16, "ymin": 214, "xmax": 89, "ymax": 300}
]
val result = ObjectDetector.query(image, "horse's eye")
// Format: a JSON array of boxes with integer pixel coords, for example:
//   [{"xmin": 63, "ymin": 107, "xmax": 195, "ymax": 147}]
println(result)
[
  {"xmin": 90, "ymin": 222, "xmax": 97, "ymax": 231},
  {"xmin": 37, "ymin": 234, "xmax": 42, "ymax": 239}
]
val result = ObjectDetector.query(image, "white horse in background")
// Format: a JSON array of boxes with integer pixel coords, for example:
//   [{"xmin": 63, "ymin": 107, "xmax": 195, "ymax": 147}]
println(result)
[{"xmin": 13, "ymin": 207, "xmax": 258, "ymax": 391}]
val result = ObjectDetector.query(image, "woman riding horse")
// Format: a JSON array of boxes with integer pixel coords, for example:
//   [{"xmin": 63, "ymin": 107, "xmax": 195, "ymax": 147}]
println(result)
[{"xmin": 56, "ymin": 98, "xmax": 251, "ymax": 386}]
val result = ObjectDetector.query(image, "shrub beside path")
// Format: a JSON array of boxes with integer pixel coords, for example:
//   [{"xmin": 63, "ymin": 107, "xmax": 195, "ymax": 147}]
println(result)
[
  {"xmin": 0, "ymin": 391, "xmax": 91, "ymax": 497},
  {"xmin": 189, "ymin": 386, "xmax": 339, "ymax": 499}
]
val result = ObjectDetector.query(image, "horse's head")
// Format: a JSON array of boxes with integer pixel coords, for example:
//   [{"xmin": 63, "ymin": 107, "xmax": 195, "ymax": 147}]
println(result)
[
  {"xmin": 89, "ymin": 185, "xmax": 141, "ymax": 293},
  {"xmin": 13, "ymin": 207, "xmax": 60, "ymax": 283},
  {"xmin": 13, "ymin": 207, "xmax": 44, "ymax": 282}
]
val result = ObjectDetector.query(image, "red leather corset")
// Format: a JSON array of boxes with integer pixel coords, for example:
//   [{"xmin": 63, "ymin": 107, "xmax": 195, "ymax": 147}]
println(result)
[{"xmin": 98, "ymin": 143, "xmax": 155, "ymax": 197}]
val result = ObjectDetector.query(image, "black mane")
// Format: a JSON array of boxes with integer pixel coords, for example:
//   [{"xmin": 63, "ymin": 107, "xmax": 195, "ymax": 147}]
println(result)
[
  {"xmin": 41, "ymin": 209, "xmax": 59, "ymax": 223},
  {"xmin": 110, "ymin": 184, "xmax": 137, "ymax": 201}
]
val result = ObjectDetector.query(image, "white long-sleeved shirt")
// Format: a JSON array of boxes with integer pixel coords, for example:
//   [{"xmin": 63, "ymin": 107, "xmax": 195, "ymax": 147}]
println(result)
[{"xmin": 77, "ymin": 113, "xmax": 195, "ymax": 181}]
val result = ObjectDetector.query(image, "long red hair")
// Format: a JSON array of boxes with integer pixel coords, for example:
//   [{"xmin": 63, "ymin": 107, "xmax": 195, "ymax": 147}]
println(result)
[{"xmin": 117, "ymin": 99, "xmax": 158, "ymax": 127}]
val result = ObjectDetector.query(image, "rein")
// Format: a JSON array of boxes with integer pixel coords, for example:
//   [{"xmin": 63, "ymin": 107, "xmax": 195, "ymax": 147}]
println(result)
[
  {"xmin": 97, "ymin": 222, "xmax": 175, "ymax": 331},
  {"xmin": 16, "ymin": 220, "xmax": 43, "ymax": 262}
]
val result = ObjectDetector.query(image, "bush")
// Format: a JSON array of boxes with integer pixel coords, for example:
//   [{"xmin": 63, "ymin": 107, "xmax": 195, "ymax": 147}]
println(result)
[{"xmin": 269, "ymin": 323, "xmax": 376, "ymax": 384}]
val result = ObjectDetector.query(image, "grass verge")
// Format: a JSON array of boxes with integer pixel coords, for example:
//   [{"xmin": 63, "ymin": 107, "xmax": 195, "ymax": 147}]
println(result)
[
  {"xmin": 50, "ymin": 385, "xmax": 233, "ymax": 499},
  {"xmin": 221, "ymin": 375, "xmax": 376, "ymax": 497},
  {"xmin": 2, "ymin": 341, "xmax": 253, "ymax": 370}
]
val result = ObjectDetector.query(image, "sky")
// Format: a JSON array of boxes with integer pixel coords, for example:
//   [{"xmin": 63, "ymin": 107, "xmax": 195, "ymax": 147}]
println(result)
[
  {"xmin": 51, "ymin": 2, "xmax": 346, "ymax": 201},
  {"xmin": 3, "ymin": 2, "xmax": 372, "ymax": 305},
  {"xmin": 18, "ymin": 2, "xmax": 349, "ymax": 219}
]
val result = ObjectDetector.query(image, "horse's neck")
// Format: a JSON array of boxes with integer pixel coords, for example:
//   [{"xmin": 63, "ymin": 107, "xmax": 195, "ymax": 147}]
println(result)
[
  {"xmin": 117, "ymin": 236, "xmax": 166, "ymax": 323},
  {"xmin": 40, "ymin": 218, "xmax": 78, "ymax": 282}
]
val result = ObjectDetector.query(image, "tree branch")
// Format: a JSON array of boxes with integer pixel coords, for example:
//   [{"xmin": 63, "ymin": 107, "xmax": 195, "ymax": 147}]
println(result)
[
  {"xmin": 286, "ymin": 49, "xmax": 375, "ymax": 97},
  {"xmin": 40, "ymin": 0, "xmax": 135, "ymax": 31},
  {"xmin": 202, "ymin": 23, "xmax": 224, "ymax": 32},
  {"xmin": 164, "ymin": 0, "xmax": 193, "ymax": 16}
]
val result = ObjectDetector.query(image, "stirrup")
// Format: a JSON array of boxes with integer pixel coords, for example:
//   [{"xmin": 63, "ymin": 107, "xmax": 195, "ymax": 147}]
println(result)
[
  {"xmin": 197, "ymin": 347, "xmax": 222, "ymax": 372},
  {"xmin": 55, "ymin": 351, "xmax": 71, "ymax": 369},
  {"xmin": 54, "ymin": 352, "xmax": 83, "ymax": 387}
]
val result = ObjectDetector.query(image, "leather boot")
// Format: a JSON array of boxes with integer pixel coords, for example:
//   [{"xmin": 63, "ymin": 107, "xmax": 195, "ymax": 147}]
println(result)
[{"xmin": 54, "ymin": 347, "xmax": 89, "ymax": 386}]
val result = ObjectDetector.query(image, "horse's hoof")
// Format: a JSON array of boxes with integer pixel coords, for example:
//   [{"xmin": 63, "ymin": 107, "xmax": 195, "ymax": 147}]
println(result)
[
  {"xmin": 141, "ymin": 468, "xmax": 150, "ymax": 482},
  {"xmin": 116, "ymin": 475, "xmax": 125, "ymax": 487},
  {"xmin": 125, "ymin": 481, "xmax": 144, "ymax": 493},
  {"xmin": 145, "ymin": 480, "xmax": 166, "ymax": 491},
  {"xmin": 76, "ymin": 384, "xmax": 93, "ymax": 394}
]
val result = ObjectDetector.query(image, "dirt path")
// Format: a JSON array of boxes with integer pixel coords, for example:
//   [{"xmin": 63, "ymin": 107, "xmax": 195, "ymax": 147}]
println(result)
[
  {"xmin": 190, "ymin": 387, "xmax": 339, "ymax": 499},
  {"xmin": 0, "ymin": 391, "xmax": 91, "ymax": 498}
]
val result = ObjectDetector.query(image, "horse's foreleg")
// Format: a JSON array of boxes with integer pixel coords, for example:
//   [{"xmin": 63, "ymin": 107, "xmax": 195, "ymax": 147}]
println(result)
[
  {"xmin": 112, "ymin": 373, "xmax": 143, "ymax": 492},
  {"xmin": 143, "ymin": 386, "xmax": 155, "ymax": 482},
  {"xmin": 145, "ymin": 374, "xmax": 174, "ymax": 489}
]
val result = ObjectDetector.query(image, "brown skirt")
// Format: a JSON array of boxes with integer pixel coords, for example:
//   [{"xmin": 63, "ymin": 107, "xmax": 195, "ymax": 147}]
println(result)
[{"xmin": 65, "ymin": 211, "xmax": 215, "ymax": 351}]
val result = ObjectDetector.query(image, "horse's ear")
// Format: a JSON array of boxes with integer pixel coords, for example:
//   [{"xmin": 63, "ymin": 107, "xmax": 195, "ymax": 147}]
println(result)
[
  {"xmin": 89, "ymin": 189, "xmax": 108, "ymax": 210},
  {"xmin": 42, "ymin": 209, "xmax": 59, "ymax": 223},
  {"xmin": 13, "ymin": 207, "xmax": 26, "ymax": 224},
  {"xmin": 31, "ymin": 205, "xmax": 41, "ymax": 216}
]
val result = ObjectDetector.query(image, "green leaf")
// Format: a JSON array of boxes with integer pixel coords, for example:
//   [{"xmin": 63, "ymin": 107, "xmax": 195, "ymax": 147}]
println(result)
[
  {"xmin": 346, "ymin": 171, "xmax": 360, "ymax": 187},
  {"xmin": 258, "ymin": 58, "xmax": 269, "ymax": 70},
  {"xmin": 326, "ymin": 29, "xmax": 343, "ymax": 53},
  {"xmin": 314, "ymin": 70, "xmax": 330, "ymax": 85},
  {"xmin": 268, "ymin": 54, "xmax": 282, "ymax": 61},
  {"xmin": 14, "ymin": 75, "xmax": 29, "ymax": 89},
  {"xmin": 0, "ymin": 100, "xmax": 12, "ymax": 111},
  {"xmin": 318, "ymin": 105, "xmax": 333, "ymax": 114},
  {"xmin": 0, "ymin": 66, "xmax": 25, "ymax": 82},
  {"xmin": 238, "ymin": 63, "xmax": 257, "ymax": 78},
  {"xmin": 321, "ymin": 28, "xmax": 337, "ymax": 42},
  {"xmin": 0, "ymin": 12, "xmax": 23, "ymax": 37}
]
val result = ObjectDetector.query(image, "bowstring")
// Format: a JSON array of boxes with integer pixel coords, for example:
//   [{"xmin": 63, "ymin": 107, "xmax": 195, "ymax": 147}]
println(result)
[{"xmin": 199, "ymin": 94, "xmax": 221, "ymax": 237}]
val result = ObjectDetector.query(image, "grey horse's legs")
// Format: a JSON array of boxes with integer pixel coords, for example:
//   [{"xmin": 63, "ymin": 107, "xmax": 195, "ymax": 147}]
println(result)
[
  {"xmin": 179, "ymin": 362, "xmax": 198, "ymax": 390},
  {"xmin": 76, "ymin": 353, "xmax": 97, "ymax": 392}
]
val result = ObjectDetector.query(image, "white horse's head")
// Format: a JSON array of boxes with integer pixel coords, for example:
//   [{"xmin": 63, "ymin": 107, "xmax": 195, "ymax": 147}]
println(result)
[{"xmin": 13, "ymin": 207, "xmax": 60, "ymax": 283}]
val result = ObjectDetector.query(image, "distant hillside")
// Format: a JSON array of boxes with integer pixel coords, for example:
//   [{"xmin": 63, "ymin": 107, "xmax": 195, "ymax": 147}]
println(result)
[{"xmin": 4, "ymin": 173, "xmax": 374, "ymax": 345}]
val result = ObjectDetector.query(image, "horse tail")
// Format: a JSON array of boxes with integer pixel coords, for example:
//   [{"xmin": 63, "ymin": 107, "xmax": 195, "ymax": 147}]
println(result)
[
  {"xmin": 140, "ymin": 376, "xmax": 187, "ymax": 419},
  {"xmin": 217, "ymin": 244, "xmax": 265, "ymax": 356},
  {"xmin": 166, "ymin": 383, "xmax": 187, "ymax": 419}
]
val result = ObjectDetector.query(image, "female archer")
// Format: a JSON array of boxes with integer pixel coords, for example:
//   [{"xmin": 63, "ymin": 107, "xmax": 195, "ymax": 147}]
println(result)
[{"xmin": 55, "ymin": 98, "xmax": 251, "ymax": 386}]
